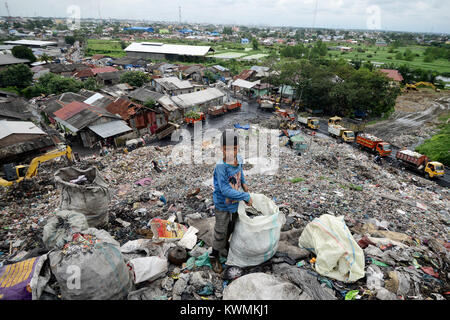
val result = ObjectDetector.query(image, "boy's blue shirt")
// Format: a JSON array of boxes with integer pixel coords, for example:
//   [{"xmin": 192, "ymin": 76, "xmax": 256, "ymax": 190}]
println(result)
[{"xmin": 213, "ymin": 154, "xmax": 250, "ymax": 213}]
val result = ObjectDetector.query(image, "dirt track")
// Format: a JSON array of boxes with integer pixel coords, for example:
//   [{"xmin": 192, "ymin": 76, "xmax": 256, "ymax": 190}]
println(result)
[{"xmin": 366, "ymin": 90, "xmax": 450, "ymax": 148}]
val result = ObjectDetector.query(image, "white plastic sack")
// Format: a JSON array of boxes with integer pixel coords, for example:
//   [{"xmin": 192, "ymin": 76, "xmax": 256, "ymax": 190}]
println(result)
[
  {"xmin": 226, "ymin": 193, "xmax": 285, "ymax": 268},
  {"xmin": 49, "ymin": 228, "xmax": 133, "ymax": 300},
  {"xmin": 43, "ymin": 210, "xmax": 89, "ymax": 250},
  {"xmin": 127, "ymin": 257, "xmax": 168, "ymax": 284},
  {"xmin": 223, "ymin": 273, "xmax": 303, "ymax": 300},
  {"xmin": 298, "ymin": 214, "xmax": 365, "ymax": 283}
]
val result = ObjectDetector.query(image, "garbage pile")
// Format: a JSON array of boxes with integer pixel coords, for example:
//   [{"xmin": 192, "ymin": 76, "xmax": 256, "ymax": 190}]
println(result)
[{"xmin": 0, "ymin": 119, "xmax": 449, "ymax": 300}]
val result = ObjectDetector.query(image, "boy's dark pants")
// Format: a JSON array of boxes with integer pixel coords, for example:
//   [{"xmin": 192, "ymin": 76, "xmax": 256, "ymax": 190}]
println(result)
[{"xmin": 212, "ymin": 208, "xmax": 238, "ymax": 257}]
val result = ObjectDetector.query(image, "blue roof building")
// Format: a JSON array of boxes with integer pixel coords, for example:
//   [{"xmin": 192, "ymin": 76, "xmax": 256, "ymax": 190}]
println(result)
[
  {"xmin": 123, "ymin": 27, "xmax": 154, "ymax": 32},
  {"xmin": 241, "ymin": 38, "xmax": 249, "ymax": 44},
  {"xmin": 179, "ymin": 28, "xmax": 193, "ymax": 34}
]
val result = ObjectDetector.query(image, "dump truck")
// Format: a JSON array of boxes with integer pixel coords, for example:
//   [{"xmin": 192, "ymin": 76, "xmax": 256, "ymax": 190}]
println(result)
[
  {"xmin": 396, "ymin": 149, "xmax": 445, "ymax": 179},
  {"xmin": 1, "ymin": 145, "xmax": 73, "ymax": 187},
  {"xmin": 259, "ymin": 99, "xmax": 275, "ymax": 111},
  {"xmin": 207, "ymin": 105, "xmax": 227, "ymax": 116},
  {"xmin": 306, "ymin": 108, "xmax": 323, "ymax": 115},
  {"xmin": 298, "ymin": 114, "xmax": 320, "ymax": 130},
  {"xmin": 275, "ymin": 109, "xmax": 296, "ymax": 121},
  {"xmin": 328, "ymin": 116, "xmax": 365, "ymax": 135},
  {"xmin": 328, "ymin": 125, "xmax": 355, "ymax": 142},
  {"xmin": 224, "ymin": 101, "xmax": 242, "ymax": 112},
  {"xmin": 356, "ymin": 133, "xmax": 392, "ymax": 157}
]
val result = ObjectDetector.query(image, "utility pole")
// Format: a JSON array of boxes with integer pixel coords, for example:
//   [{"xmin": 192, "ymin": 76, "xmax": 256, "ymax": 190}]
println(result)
[
  {"xmin": 4, "ymin": 2, "xmax": 11, "ymax": 27},
  {"xmin": 179, "ymin": 6, "xmax": 181, "ymax": 25}
]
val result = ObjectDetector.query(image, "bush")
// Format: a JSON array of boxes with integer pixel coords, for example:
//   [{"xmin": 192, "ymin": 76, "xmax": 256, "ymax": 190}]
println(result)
[
  {"xmin": 22, "ymin": 73, "xmax": 84, "ymax": 98},
  {"xmin": 0, "ymin": 64, "xmax": 33, "ymax": 88},
  {"xmin": 424, "ymin": 55, "xmax": 434, "ymax": 63},
  {"xmin": 65, "ymin": 36, "xmax": 76, "ymax": 45},
  {"xmin": 185, "ymin": 110, "xmax": 202, "ymax": 119},
  {"xmin": 415, "ymin": 123, "xmax": 450, "ymax": 166},
  {"xmin": 119, "ymin": 71, "xmax": 149, "ymax": 87},
  {"xmin": 11, "ymin": 45, "xmax": 36, "ymax": 63}
]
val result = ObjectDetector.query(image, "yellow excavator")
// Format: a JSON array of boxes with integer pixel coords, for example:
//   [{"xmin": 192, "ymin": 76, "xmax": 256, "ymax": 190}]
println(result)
[
  {"xmin": 0, "ymin": 145, "xmax": 73, "ymax": 187},
  {"xmin": 406, "ymin": 82, "xmax": 440, "ymax": 92}
]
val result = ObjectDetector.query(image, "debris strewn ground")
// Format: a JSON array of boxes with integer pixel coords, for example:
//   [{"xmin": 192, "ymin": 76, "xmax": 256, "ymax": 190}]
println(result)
[{"xmin": 1, "ymin": 118, "xmax": 449, "ymax": 301}]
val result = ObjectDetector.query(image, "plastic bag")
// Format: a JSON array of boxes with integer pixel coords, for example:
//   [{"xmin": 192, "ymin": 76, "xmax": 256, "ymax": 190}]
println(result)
[
  {"xmin": 223, "ymin": 273, "xmax": 303, "ymax": 300},
  {"xmin": 226, "ymin": 193, "xmax": 285, "ymax": 268},
  {"xmin": 42, "ymin": 210, "xmax": 89, "ymax": 250},
  {"xmin": 54, "ymin": 167, "xmax": 111, "ymax": 228},
  {"xmin": 298, "ymin": 214, "xmax": 365, "ymax": 283},
  {"xmin": 49, "ymin": 228, "xmax": 133, "ymax": 300},
  {"xmin": 149, "ymin": 218, "xmax": 187, "ymax": 240},
  {"xmin": 127, "ymin": 257, "xmax": 168, "ymax": 284},
  {"xmin": 177, "ymin": 226, "xmax": 198, "ymax": 250},
  {"xmin": 0, "ymin": 255, "xmax": 49, "ymax": 300}
]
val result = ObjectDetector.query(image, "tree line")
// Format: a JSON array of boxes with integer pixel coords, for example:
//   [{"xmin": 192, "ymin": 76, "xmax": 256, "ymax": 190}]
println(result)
[{"xmin": 265, "ymin": 57, "xmax": 400, "ymax": 118}]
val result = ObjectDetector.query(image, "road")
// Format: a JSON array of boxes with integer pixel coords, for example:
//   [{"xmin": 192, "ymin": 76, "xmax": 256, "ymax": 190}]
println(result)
[{"xmin": 150, "ymin": 93, "xmax": 449, "ymax": 189}]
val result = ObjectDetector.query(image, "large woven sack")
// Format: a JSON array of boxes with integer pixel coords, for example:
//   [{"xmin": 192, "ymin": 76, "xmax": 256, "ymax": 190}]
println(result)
[
  {"xmin": 226, "ymin": 193, "xmax": 285, "ymax": 267},
  {"xmin": 49, "ymin": 228, "xmax": 133, "ymax": 300},
  {"xmin": 298, "ymin": 214, "xmax": 365, "ymax": 283},
  {"xmin": 54, "ymin": 167, "xmax": 110, "ymax": 227},
  {"xmin": 43, "ymin": 210, "xmax": 89, "ymax": 250}
]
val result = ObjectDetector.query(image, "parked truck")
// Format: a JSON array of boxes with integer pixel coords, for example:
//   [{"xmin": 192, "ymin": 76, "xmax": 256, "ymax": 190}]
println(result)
[
  {"xmin": 224, "ymin": 101, "xmax": 242, "ymax": 112},
  {"xmin": 356, "ymin": 133, "xmax": 392, "ymax": 157},
  {"xmin": 328, "ymin": 116, "xmax": 365, "ymax": 135},
  {"xmin": 275, "ymin": 108, "xmax": 296, "ymax": 121},
  {"xmin": 306, "ymin": 108, "xmax": 323, "ymax": 115},
  {"xmin": 298, "ymin": 114, "xmax": 320, "ymax": 130},
  {"xmin": 396, "ymin": 149, "xmax": 445, "ymax": 179},
  {"xmin": 259, "ymin": 99, "xmax": 275, "ymax": 111},
  {"xmin": 207, "ymin": 105, "xmax": 227, "ymax": 116},
  {"xmin": 328, "ymin": 125, "xmax": 355, "ymax": 142}
]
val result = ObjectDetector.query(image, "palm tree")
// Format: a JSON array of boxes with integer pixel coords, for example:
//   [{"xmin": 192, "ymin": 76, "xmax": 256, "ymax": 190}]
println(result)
[{"xmin": 39, "ymin": 54, "xmax": 52, "ymax": 63}]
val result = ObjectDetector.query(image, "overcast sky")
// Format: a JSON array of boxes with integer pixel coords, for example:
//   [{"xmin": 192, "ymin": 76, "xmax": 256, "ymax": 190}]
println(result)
[{"xmin": 4, "ymin": 0, "xmax": 450, "ymax": 34}]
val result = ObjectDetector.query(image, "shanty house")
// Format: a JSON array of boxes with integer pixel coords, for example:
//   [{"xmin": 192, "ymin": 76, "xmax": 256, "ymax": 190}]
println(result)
[
  {"xmin": 379, "ymin": 69, "xmax": 404, "ymax": 83},
  {"xmin": 169, "ymin": 87, "xmax": 226, "ymax": 114},
  {"xmin": 105, "ymin": 97, "xmax": 167, "ymax": 134},
  {"xmin": 152, "ymin": 77, "xmax": 194, "ymax": 95},
  {"xmin": 0, "ymin": 120, "xmax": 55, "ymax": 164},
  {"xmin": 51, "ymin": 100, "xmax": 130, "ymax": 147},
  {"xmin": 128, "ymin": 86, "xmax": 181, "ymax": 123}
]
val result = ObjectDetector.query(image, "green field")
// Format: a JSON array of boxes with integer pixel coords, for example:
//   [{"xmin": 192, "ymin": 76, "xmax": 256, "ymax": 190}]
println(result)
[
  {"xmin": 85, "ymin": 39, "xmax": 126, "ymax": 58},
  {"xmin": 327, "ymin": 43, "xmax": 450, "ymax": 73},
  {"xmin": 415, "ymin": 112, "xmax": 450, "ymax": 166},
  {"xmin": 85, "ymin": 38, "xmax": 450, "ymax": 74}
]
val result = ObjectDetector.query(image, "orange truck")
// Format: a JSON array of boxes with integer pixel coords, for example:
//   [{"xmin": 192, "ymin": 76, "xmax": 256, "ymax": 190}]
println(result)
[
  {"xmin": 275, "ymin": 109, "xmax": 296, "ymax": 121},
  {"xmin": 396, "ymin": 149, "xmax": 444, "ymax": 179},
  {"xmin": 224, "ymin": 101, "xmax": 242, "ymax": 111},
  {"xmin": 356, "ymin": 133, "xmax": 392, "ymax": 157}
]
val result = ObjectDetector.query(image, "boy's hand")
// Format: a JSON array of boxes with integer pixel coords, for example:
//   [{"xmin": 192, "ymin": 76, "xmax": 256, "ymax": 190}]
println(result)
[
  {"xmin": 242, "ymin": 183, "xmax": 249, "ymax": 192},
  {"xmin": 245, "ymin": 197, "xmax": 253, "ymax": 207}
]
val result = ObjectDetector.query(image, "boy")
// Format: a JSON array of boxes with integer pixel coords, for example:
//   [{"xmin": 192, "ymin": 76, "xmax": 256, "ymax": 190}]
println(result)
[{"xmin": 209, "ymin": 131, "xmax": 252, "ymax": 273}]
